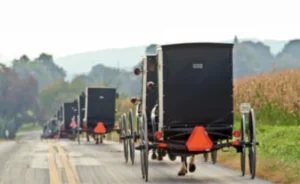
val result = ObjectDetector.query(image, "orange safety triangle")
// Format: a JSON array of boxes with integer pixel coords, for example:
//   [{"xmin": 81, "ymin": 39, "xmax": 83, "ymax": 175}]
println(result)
[
  {"xmin": 186, "ymin": 126, "xmax": 213, "ymax": 151},
  {"xmin": 94, "ymin": 122, "xmax": 106, "ymax": 134}
]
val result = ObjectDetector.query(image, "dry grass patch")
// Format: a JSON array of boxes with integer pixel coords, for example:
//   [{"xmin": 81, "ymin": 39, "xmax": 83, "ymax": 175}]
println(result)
[{"xmin": 217, "ymin": 151, "xmax": 300, "ymax": 184}]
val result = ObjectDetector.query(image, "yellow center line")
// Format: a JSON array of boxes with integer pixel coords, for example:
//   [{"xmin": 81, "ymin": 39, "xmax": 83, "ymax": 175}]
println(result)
[
  {"xmin": 56, "ymin": 142, "xmax": 80, "ymax": 184},
  {"xmin": 48, "ymin": 140, "xmax": 62, "ymax": 184}
]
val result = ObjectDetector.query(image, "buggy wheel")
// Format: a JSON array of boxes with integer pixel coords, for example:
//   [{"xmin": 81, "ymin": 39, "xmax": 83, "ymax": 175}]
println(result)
[
  {"xmin": 128, "ymin": 109, "xmax": 135, "ymax": 164},
  {"xmin": 140, "ymin": 113, "xmax": 149, "ymax": 182},
  {"xmin": 248, "ymin": 109, "xmax": 256, "ymax": 179},
  {"xmin": 119, "ymin": 118, "xmax": 122, "ymax": 143},
  {"xmin": 241, "ymin": 114, "xmax": 246, "ymax": 176},
  {"xmin": 203, "ymin": 153, "xmax": 208, "ymax": 162},
  {"xmin": 77, "ymin": 128, "xmax": 80, "ymax": 145},
  {"xmin": 86, "ymin": 132, "xmax": 90, "ymax": 142},
  {"xmin": 139, "ymin": 117, "xmax": 145, "ymax": 179},
  {"xmin": 122, "ymin": 115, "xmax": 129, "ymax": 163},
  {"xmin": 211, "ymin": 151, "xmax": 217, "ymax": 164}
]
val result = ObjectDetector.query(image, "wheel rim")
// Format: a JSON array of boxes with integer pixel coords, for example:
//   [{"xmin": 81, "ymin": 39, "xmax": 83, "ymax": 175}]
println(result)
[
  {"xmin": 248, "ymin": 109, "xmax": 256, "ymax": 179},
  {"xmin": 139, "ymin": 116, "xmax": 145, "ymax": 179},
  {"xmin": 142, "ymin": 112, "xmax": 149, "ymax": 182},
  {"xmin": 122, "ymin": 115, "xmax": 128, "ymax": 163},
  {"xmin": 241, "ymin": 114, "xmax": 246, "ymax": 176},
  {"xmin": 129, "ymin": 109, "xmax": 135, "ymax": 164},
  {"xmin": 78, "ymin": 129, "xmax": 80, "ymax": 145}
]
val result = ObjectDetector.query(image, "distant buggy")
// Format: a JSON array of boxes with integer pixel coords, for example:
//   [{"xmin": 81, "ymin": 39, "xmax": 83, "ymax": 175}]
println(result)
[{"xmin": 81, "ymin": 87, "xmax": 119, "ymax": 144}]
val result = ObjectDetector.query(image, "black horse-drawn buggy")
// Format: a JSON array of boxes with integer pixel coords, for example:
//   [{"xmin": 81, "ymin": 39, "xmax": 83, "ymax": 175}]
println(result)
[
  {"xmin": 41, "ymin": 117, "xmax": 59, "ymax": 139},
  {"xmin": 133, "ymin": 43, "xmax": 258, "ymax": 181},
  {"xmin": 76, "ymin": 92, "xmax": 86, "ymax": 144},
  {"xmin": 120, "ymin": 54, "xmax": 170, "ymax": 164},
  {"xmin": 61, "ymin": 101, "xmax": 78, "ymax": 139},
  {"xmin": 82, "ymin": 87, "xmax": 118, "ymax": 144}
]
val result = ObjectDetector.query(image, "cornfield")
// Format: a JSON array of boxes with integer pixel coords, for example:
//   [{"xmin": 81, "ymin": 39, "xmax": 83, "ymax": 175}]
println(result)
[
  {"xmin": 117, "ymin": 68, "xmax": 300, "ymax": 126},
  {"xmin": 234, "ymin": 68, "xmax": 300, "ymax": 114}
]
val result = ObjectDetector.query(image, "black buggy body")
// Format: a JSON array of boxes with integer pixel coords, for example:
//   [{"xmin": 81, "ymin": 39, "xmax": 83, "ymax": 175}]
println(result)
[
  {"xmin": 142, "ymin": 55, "xmax": 159, "ymax": 142},
  {"xmin": 157, "ymin": 43, "xmax": 234, "ymax": 153},
  {"xmin": 62, "ymin": 102, "xmax": 77, "ymax": 135},
  {"xmin": 78, "ymin": 92, "xmax": 86, "ymax": 131},
  {"xmin": 84, "ymin": 87, "xmax": 116, "ymax": 135},
  {"xmin": 137, "ymin": 42, "xmax": 258, "ymax": 181}
]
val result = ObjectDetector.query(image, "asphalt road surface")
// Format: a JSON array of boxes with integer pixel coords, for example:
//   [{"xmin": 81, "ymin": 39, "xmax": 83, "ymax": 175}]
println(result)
[{"xmin": 0, "ymin": 132, "xmax": 273, "ymax": 184}]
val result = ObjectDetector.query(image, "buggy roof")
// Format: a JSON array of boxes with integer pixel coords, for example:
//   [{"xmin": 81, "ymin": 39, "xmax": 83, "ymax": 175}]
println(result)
[{"xmin": 159, "ymin": 42, "xmax": 233, "ymax": 49}]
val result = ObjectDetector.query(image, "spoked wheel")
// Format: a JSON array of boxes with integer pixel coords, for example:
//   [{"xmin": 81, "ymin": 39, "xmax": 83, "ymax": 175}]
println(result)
[
  {"xmin": 211, "ymin": 151, "xmax": 217, "ymax": 164},
  {"xmin": 248, "ymin": 109, "xmax": 256, "ymax": 179},
  {"xmin": 203, "ymin": 153, "xmax": 208, "ymax": 162},
  {"xmin": 118, "ymin": 118, "xmax": 122, "ymax": 143},
  {"xmin": 122, "ymin": 114, "xmax": 129, "ymax": 163},
  {"xmin": 140, "ymin": 112, "xmax": 149, "ymax": 182},
  {"xmin": 139, "ymin": 117, "xmax": 145, "ymax": 179},
  {"xmin": 240, "ymin": 114, "xmax": 246, "ymax": 176},
  {"xmin": 77, "ymin": 128, "xmax": 80, "ymax": 145},
  {"xmin": 128, "ymin": 109, "xmax": 135, "ymax": 164},
  {"xmin": 86, "ymin": 131, "xmax": 90, "ymax": 142}
]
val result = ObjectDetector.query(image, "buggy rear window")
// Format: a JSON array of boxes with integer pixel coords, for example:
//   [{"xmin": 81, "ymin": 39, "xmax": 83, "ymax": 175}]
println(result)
[{"xmin": 148, "ymin": 63, "xmax": 156, "ymax": 72}]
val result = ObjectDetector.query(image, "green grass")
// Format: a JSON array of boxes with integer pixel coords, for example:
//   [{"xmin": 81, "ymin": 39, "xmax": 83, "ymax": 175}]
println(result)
[
  {"xmin": 224, "ymin": 102, "xmax": 300, "ymax": 183},
  {"xmin": 232, "ymin": 102, "xmax": 300, "ymax": 164},
  {"xmin": 18, "ymin": 123, "xmax": 42, "ymax": 133},
  {"xmin": 256, "ymin": 124, "xmax": 300, "ymax": 164},
  {"xmin": 15, "ymin": 134, "xmax": 23, "ymax": 141}
]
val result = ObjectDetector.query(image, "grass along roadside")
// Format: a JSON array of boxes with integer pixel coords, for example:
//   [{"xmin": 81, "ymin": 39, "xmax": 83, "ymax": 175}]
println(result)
[
  {"xmin": 217, "ymin": 151, "xmax": 300, "ymax": 184},
  {"xmin": 217, "ymin": 122, "xmax": 300, "ymax": 184},
  {"xmin": 18, "ymin": 123, "xmax": 42, "ymax": 133}
]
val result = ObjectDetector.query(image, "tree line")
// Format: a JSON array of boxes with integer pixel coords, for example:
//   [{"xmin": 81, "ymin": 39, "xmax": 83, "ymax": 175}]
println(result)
[{"xmin": 1, "ymin": 39, "xmax": 300, "ymax": 138}]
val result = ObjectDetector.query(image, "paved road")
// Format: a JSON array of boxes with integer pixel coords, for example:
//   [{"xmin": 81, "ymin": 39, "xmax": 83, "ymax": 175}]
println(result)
[{"xmin": 0, "ymin": 132, "xmax": 273, "ymax": 184}]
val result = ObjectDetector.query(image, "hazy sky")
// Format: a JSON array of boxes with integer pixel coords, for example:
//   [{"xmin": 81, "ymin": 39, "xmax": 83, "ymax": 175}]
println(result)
[{"xmin": 0, "ymin": 0, "xmax": 299, "ymax": 63}]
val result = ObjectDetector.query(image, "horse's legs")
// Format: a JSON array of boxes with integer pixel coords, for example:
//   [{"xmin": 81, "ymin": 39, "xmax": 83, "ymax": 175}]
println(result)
[
  {"xmin": 100, "ymin": 134, "xmax": 103, "ymax": 144},
  {"xmin": 151, "ymin": 148, "xmax": 157, "ymax": 160},
  {"xmin": 178, "ymin": 157, "xmax": 187, "ymax": 176},
  {"xmin": 158, "ymin": 148, "xmax": 163, "ymax": 161},
  {"xmin": 189, "ymin": 155, "xmax": 196, "ymax": 173},
  {"xmin": 96, "ymin": 135, "xmax": 99, "ymax": 144}
]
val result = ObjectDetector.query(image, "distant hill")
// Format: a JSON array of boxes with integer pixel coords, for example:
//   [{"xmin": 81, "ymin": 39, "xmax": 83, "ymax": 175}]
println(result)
[
  {"xmin": 54, "ymin": 39, "xmax": 288, "ymax": 81},
  {"xmin": 54, "ymin": 46, "xmax": 147, "ymax": 75}
]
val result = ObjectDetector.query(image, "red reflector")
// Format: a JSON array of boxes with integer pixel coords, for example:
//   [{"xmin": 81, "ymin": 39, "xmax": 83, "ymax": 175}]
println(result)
[
  {"xmin": 155, "ymin": 131, "xmax": 162, "ymax": 140},
  {"xmin": 233, "ymin": 130, "xmax": 241, "ymax": 138},
  {"xmin": 130, "ymin": 97, "xmax": 137, "ymax": 104},
  {"xmin": 232, "ymin": 141, "xmax": 240, "ymax": 146},
  {"xmin": 147, "ymin": 81, "xmax": 154, "ymax": 89},
  {"xmin": 158, "ymin": 143, "xmax": 167, "ymax": 148},
  {"xmin": 94, "ymin": 122, "xmax": 106, "ymax": 134},
  {"xmin": 186, "ymin": 126, "xmax": 213, "ymax": 151}
]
